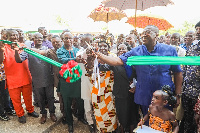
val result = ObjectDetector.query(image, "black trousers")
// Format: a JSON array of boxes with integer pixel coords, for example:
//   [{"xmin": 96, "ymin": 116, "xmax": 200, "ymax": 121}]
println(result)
[
  {"xmin": 0, "ymin": 80, "xmax": 13, "ymax": 114},
  {"xmin": 115, "ymin": 92, "xmax": 140, "ymax": 130},
  {"xmin": 36, "ymin": 85, "xmax": 55, "ymax": 114},
  {"xmin": 62, "ymin": 97, "xmax": 84, "ymax": 126},
  {"xmin": 32, "ymin": 85, "xmax": 38, "ymax": 103},
  {"xmin": 179, "ymin": 93, "xmax": 197, "ymax": 133}
]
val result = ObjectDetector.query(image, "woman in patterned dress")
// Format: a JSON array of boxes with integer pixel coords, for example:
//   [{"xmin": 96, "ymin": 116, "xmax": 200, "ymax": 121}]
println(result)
[{"xmin": 85, "ymin": 40, "xmax": 117, "ymax": 132}]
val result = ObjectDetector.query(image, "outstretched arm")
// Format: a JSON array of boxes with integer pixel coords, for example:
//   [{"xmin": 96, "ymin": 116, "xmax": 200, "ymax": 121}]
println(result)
[
  {"xmin": 96, "ymin": 52, "xmax": 124, "ymax": 66},
  {"xmin": 137, "ymin": 110, "xmax": 150, "ymax": 129},
  {"xmin": 30, "ymin": 48, "xmax": 47, "ymax": 55}
]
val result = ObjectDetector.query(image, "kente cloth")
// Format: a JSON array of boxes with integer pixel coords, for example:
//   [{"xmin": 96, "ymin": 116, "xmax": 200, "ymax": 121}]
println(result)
[
  {"xmin": 149, "ymin": 114, "xmax": 172, "ymax": 132},
  {"xmin": 88, "ymin": 71, "xmax": 117, "ymax": 132}
]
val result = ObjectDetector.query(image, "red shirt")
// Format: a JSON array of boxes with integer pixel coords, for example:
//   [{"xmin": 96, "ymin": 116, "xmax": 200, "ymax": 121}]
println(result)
[{"xmin": 3, "ymin": 43, "xmax": 32, "ymax": 89}]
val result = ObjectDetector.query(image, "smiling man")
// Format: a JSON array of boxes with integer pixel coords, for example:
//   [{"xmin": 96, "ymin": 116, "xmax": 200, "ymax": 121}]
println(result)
[
  {"xmin": 15, "ymin": 33, "xmax": 57, "ymax": 124},
  {"xmin": 31, "ymin": 27, "xmax": 53, "ymax": 49},
  {"xmin": 0, "ymin": 29, "xmax": 39, "ymax": 124},
  {"xmin": 180, "ymin": 31, "xmax": 195, "ymax": 51},
  {"xmin": 95, "ymin": 25, "xmax": 183, "ymax": 121}
]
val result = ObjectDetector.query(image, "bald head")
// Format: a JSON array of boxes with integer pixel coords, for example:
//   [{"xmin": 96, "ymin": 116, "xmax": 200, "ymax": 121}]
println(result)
[{"xmin": 34, "ymin": 32, "xmax": 43, "ymax": 45}]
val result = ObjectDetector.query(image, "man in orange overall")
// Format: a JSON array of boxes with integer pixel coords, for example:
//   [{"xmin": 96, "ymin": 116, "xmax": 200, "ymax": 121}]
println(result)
[{"xmin": 0, "ymin": 29, "xmax": 39, "ymax": 123}]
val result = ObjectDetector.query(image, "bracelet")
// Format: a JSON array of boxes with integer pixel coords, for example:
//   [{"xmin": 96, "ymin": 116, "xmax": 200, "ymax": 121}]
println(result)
[{"xmin": 141, "ymin": 118, "xmax": 145, "ymax": 122}]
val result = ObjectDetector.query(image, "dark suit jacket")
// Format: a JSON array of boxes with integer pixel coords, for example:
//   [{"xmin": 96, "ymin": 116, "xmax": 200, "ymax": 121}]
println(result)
[{"xmin": 99, "ymin": 64, "xmax": 136, "ymax": 98}]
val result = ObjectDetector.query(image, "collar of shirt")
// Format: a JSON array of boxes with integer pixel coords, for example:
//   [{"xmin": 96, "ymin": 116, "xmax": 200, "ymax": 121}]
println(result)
[
  {"xmin": 57, "ymin": 46, "xmax": 75, "ymax": 55},
  {"xmin": 142, "ymin": 43, "xmax": 159, "ymax": 54}
]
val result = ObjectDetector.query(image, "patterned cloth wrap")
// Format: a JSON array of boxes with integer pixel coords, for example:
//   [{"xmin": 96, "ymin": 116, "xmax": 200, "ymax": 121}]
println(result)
[
  {"xmin": 88, "ymin": 71, "xmax": 117, "ymax": 133},
  {"xmin": 149, "ymin": 114, "xmax": 172, "ymax": 133}
]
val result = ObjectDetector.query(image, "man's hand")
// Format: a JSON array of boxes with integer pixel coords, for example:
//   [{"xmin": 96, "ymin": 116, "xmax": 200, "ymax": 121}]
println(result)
[
  {"xmin": 174, "ymin": 96, "xmax": 180, "ymax": 108},
  {"xmin": 76, "ymin": 55, "xmax": 86, "ymax": 63},
  {"xmin": 11, "ymin": 43, "xmax": 19, "ymax": 51},
  {"xmin": 133, "ymin": 29, "xmax": 138, "ymax": 36},
  {"xmin": 129, "ymin": 87, "xmax": 136, "ymax": 93},
  {"xmin": 86, "ymin": 48, "xmax": 96, "ymax": 62}
]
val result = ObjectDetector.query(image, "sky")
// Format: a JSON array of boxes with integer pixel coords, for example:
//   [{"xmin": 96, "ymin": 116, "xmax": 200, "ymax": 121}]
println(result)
[{"xmin": 1, "ymin": 0, "xmax": 200, "ymax": 35}]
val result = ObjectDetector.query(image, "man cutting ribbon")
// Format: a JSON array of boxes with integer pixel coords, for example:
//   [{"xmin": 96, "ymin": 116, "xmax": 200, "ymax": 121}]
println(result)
[{"xmin": 92, "ymin": 25, "xmax": 183, "ymax": 125}]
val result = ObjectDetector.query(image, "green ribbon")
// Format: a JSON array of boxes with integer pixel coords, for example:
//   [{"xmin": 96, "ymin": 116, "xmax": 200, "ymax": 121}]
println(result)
[
  {"xmin": 24, "ymin": 48, "xmax": 63, "ymax": 67},
  {"xmin": 127, "ymin": 56, "xmax": 200, "ymax": 65},
  {"xmin": 0, "ymin": 40, "xmax": 62, "ymax": 67},
  {"xmin": 0, "ymin": 40, "xmax": 13, "ymax": 44},
  {"xmin": 0, "ymin": 40, "xmax": 82, "ymax": 82}
]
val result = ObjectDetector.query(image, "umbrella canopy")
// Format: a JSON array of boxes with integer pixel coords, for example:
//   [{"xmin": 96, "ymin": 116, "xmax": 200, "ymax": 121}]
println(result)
[
  {"xmin": 88, "ymin": 4, "xmax": 127, "ymax": 23},
  {"xmin": 126, "ymin": 14, "xmax": 173, "ymax": 30},
  {"xmin": 102, "ymin": 0, "xmax": 174, "ymax": 28},
  {"xmin": 102, "ymin": 0, "xmax": 174, "ymax": 11}
]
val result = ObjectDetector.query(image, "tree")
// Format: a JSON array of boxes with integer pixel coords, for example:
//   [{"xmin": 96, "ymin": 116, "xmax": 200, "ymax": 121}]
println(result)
[
  {"xmin": 159, "ymin": 21, "xmax": 195, "ymax": 36},
  {"xmin": 55, "ymin": 15, "xmax": 70, "ymax": 29}
]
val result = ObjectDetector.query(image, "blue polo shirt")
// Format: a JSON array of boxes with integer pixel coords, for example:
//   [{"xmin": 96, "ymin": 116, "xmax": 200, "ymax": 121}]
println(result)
[
  {"xmin": 119, "ymin": 43, "xmax": 182, "ymax": 106},
  {"xmin": 56, "ymin": 46, "xmax": 80, "ymax": 64}
]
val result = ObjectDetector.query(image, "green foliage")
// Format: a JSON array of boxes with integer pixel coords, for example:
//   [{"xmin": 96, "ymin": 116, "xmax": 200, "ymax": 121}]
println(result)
[
  {"xmin": 101, "ymin": 24, "xmax": 108, "ymax": 32},
  {"xmin": 159, "ymin": 21, "xmax": 195, "ymax": 36}
]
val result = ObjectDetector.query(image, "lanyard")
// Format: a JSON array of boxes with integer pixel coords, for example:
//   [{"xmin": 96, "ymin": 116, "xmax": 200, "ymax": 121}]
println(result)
[{"xmin": 69, "ymin": 50, "xmax": 75, "ymax": 58}]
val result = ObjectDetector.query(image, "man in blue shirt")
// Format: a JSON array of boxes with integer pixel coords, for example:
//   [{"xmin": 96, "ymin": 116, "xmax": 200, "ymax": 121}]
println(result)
[{"xmin": 95, "ymin": 25, "xmax": 183, "ymax": 117}]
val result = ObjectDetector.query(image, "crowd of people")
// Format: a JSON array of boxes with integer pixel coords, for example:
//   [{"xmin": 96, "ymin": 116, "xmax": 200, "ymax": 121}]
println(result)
[{"xmin": 0, "ymin": 21, "xmax": 200, "ymax": 133}]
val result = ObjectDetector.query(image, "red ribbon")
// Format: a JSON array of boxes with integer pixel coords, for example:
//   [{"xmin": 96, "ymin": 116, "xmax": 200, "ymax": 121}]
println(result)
[{"xmin": 59, "ymin": 60, "xmax": 79, "ymax": 82}]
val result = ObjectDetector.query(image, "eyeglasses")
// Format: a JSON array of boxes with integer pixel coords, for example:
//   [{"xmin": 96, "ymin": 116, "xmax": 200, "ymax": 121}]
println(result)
[
  {"xmin": 141, "ymin": 30, "xmax": 155, "ymax": 36},
  {"xmin": 64, "ymin": 37, "xmax": 73, "ymax": 40}
]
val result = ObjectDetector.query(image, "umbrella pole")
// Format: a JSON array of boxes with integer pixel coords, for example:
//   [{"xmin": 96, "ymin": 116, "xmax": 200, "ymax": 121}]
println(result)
[
  {"xmin": 107, "ymin": 13, "xmax": 109, "ymax": 30},
  {"xmin": 134, "ymin": 0, "xmax": 137, "ymax": 30}
]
